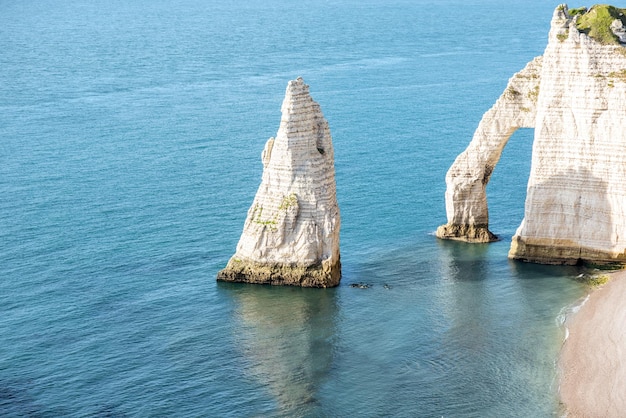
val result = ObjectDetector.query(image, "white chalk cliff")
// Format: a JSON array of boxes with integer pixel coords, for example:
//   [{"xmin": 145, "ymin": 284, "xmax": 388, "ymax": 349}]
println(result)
[
  {"xmin": 436, "ymin": 57, "xmax": 542, "ymax": 243},
  {"xmin": 438, "ymin": 4, "xmax": 626, "ymax": 266},
  {"xmin": 218, "ymin": 77, "xmax": 341, "ymax": 287}
]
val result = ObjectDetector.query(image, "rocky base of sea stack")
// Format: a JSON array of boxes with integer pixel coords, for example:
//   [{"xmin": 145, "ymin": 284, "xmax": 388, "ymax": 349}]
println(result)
[
  {"xmin": 217, "ymin": 258, "xmax": 341, "ymax": 288},
  {"xmin": 435, "ymin": 223, "xmax": 498, "ymax": 243},
  {"xmin": 509, "ymin": 236, "xmax": 626, "ymax": 267}
]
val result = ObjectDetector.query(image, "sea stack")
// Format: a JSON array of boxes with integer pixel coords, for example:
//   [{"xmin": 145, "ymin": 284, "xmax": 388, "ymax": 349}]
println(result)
[
  {"xmin": 217, "ymin": 77, "xmax": 341, "ymax": 287},
  {"xmin": 437, "ymin": 4, "xmax": 626, "ymax": 266}
]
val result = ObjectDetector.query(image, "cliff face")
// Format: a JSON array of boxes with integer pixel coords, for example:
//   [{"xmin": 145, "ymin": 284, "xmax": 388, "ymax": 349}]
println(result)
[
  {"xmin": 511, "ymin": 5, "xmax": 626, "ymax": 265},
  {"xmin": 218, "ymin": 78, "xmax": 341, "ymax": 287},
  {"xmin": 438, "ymin": 4, "xmax": 626, "ymax": 266}
]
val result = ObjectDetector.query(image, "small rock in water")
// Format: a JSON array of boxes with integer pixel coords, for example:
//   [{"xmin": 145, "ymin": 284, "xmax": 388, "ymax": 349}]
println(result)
[{"xmin": 350, "ymin": 283, "xmax": 371, "ymax": 289}]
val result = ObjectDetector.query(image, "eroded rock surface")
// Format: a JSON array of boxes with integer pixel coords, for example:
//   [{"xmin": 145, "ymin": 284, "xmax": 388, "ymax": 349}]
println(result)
[
  {"xmin": 438, "ymin": 4, "xmax": 626, "ymax": 266},
  {"xmin": 218, "ymin": 78, "xmax": 341, "ymax": 287},
  {"xmin": 436, "ymin": 57, "xmax": 542, "ymax": 243}
]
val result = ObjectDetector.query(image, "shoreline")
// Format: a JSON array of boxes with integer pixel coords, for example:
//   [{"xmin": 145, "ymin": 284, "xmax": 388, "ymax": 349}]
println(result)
[{"xmin": 558, "ymin": 269, "xmax": 626, "ymax": 417}]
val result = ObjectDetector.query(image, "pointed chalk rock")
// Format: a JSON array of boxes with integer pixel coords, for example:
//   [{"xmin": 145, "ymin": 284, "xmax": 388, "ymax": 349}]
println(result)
[
  {"xmin": 217, "ymin": 78, "xmax": 341, "ymax": 287},
  {"xmin": 438, "ymin": 4, "xmax": 626, "ymax": 266}
]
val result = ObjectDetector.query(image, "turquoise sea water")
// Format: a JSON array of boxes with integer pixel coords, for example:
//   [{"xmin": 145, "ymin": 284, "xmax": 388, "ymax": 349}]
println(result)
[{"xmin": 1, "ymin": 1, "xmax": 591, "ymax": 416}]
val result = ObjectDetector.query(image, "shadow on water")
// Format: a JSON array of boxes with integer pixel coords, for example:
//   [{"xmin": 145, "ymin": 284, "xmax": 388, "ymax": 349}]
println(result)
[
  {"xmin": 427, "ymin": 236, "xmax": 587, "ymax": 415},
  {"xmin": 507, "ymin": 259, "xmax": 589, "ymax": 316},
  {"xmin": 436, "ymin": 238, "xmax": 491, "ymax": 282},
  {"xmin": 0, "ymin": 380, "xmax": 41, "ymax": 417},
  {"xmin": 217, "ymin": 282, "xmax": 338, "ymax": 416},
  {"xmin": 509, "ymin": 259, "xmax": 583, "ymax": 281},
  {"xmin": 213, "ymin": 235, "xmax": 590, "ymax": 416}
]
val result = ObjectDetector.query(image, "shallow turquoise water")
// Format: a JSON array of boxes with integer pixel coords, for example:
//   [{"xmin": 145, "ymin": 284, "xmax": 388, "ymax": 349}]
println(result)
[{"xmin": 1, "ymin": 1, "xmax": 589, "ymax": 416}]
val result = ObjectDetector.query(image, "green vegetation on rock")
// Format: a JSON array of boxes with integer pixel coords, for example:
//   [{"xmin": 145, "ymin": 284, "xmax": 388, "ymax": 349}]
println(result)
[
  {"xmin": 504, "ymin": 87, "xmax": 521, "ymax": 100},
  {"xmin": 250, "ymin": 193, "xmax": 298, "ymax": 232},
  {"xmin": 569, "ymin": 6, "xmax": 588, "ymax": 17},
  {"xmin": 608, "ymin": 68, "xmax": 626, "ymax": 80},
  {"xmin": 278, "ymin": 193, "xmax": 298, "ymax": 210},
  {"xmin": 575, "ymin": 272, "xmax": 611, "ymax": 287},
  {"xmin": 527, "ymin": 85, "xmax": 540, "ymax": 102},
  {"xmin": 251, "ymin": 205, "xmax": 278, "ymax": 230},
  {"xmin": 573, "ymin": 4, "xmax": 626, "ymax": 44}
]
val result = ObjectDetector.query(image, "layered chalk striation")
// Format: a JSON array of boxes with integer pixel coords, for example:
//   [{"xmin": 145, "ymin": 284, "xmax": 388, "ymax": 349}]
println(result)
[
  {"xmin": 438, "ymin": 4, "xmax": 626, "ymax": 266},
  {"xmin": 436, "ymin": 57, "xmax": 542, "ymax": 243},
  {"xmin": 218, "ymin": 78, "xmax": 341, "ymax": 287}
]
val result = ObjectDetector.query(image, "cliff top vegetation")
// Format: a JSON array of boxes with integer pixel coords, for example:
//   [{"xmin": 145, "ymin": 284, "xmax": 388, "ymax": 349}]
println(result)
[{"xmin": 569, "ymin": 4, "xmax": 626, "ymax": 44}]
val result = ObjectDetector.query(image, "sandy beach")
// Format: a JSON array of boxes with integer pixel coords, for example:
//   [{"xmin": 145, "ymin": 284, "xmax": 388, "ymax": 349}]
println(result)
[{"xmin": 559, "ymin": 270, "xmax": 626, "ymax": 417}]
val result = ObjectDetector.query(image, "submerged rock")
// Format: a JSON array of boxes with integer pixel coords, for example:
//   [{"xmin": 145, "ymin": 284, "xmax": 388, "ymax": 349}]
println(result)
[
  {"xmin": 217, "ymin": 78, "xmax": 341, "ymax": 287},
  {"xmin": 349, "ymin": 283, "xmax": 371, "ymax": 289},
  {"xmin": 438, "ymin": 4, "xmax": 626, "ymax": 266}
]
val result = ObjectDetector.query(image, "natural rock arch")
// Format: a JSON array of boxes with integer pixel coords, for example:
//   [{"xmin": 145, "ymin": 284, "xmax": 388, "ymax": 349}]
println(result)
[
  {"xmin": 438, "ymin": 4, "xmax": 626, "ymax": 266},
  {"xmin": 436, "ymin": 57, "xmax": 542, "ymax": 242}
]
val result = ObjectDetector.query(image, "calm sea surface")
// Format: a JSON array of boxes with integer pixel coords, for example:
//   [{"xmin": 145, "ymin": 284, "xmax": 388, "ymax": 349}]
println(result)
[{"xmin": 1, "ymin": 1, "xmax": 591, "ymax": 416}]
